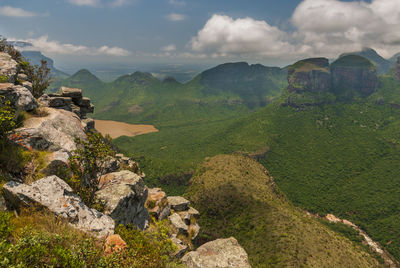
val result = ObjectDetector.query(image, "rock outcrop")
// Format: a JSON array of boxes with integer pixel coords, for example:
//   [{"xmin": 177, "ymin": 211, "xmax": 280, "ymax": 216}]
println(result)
[
  {"xmin": 331, "ymin": 55, "xmax": 378, "ymax": 96},
  {"xmin": 104, "ymin": 234, "xmax": 127, "ymax": 255},
  {"xmin": 11, "ymin": 107, "xmax": 87, "ymax": 151},
  {"xmin": 39, "ymin": 86, "xmax": 94, "ymax": 119},
  {"xmin": 181, "ymin": 237, "xmax": 251, "ymax": 268},
  {"xmin": 2, "ymin": 176, "xmax": 115, "ymax": 238},
  {"xmin": 0, "ymin": 52, "xmax": 19, "ymax": 83},
  {"xmin": 95, "ymin": 170, "xmax": 149, "ymax": 230},
  {"xmin": 0, "ymin": 83, "xmax": 38, "ymax": 111},
  {"xmin": 287, "ymin": 58, "xmax": 331, "ymax": 93}
]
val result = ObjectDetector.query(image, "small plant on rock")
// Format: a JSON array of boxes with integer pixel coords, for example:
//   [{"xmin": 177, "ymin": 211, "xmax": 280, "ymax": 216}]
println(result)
[
  {"xmin": 0, "ymin": 96, "xmax": 16, "ymax": 147},
  {"xmin": 24, "ymin": 59, "xmax": 51, "ymax": 98}
]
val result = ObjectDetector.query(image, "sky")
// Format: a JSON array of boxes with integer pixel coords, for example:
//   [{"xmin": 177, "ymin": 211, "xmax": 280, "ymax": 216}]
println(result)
[{"xmin": 1, "ymin": 0, "xmax": 400, "ymax": 68}]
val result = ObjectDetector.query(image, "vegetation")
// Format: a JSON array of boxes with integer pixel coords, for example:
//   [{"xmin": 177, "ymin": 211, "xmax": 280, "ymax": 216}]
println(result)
[
  {"xmin": 0, "ymin": 210, "xmax": 180, "ymax": 267},
  {"xmin": 0, "ymin": 37, "xmax": 23, "ymax": 62},
  {"xmin": 0, "ymin": 96, "xmax": 16, "ymax": 143},
  {"xmin": 23, "ymin": 59, "xmax": 51, "ymax": 98},
  {"xmin": 187, "ymin": 154, "xmax": 380, "ymax": 267},
  {"xmin": 68, "ymin": 132, "xmax": 115, "ymax": 208}
]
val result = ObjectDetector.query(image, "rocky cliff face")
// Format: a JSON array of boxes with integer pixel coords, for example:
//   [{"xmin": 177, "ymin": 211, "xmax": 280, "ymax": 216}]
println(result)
[
  {"xmin": 331, "ymin": 55, "xmax": 378, "ymax": 96},
  {"xmin": 287, "ymin": 58, "xmax": 331, "ymax": 93}
]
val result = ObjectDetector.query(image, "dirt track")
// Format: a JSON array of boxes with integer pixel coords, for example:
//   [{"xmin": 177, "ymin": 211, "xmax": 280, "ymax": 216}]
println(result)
[{"xmin": 94, "ymin": 120, "xmax": 158, "ymax": 139}]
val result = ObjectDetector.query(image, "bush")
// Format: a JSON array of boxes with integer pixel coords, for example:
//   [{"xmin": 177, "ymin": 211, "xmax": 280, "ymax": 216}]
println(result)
[
  {"xmin": 0, "ymin": 75, "xmax": 8, "ymax": 83},
  {"xmin": 0, "ymin": 96, "xmax": 16, "ymax": 144},
  {"xmin": 24, "ymin": 60, "xmax": 51, "ymax": 98},
  {"xmin": 68, "ymin": 132, "xmax": 115, "ymax": 207},
  {"xmin": 0, "ymin": 37, "xmax": 23, "ymax": 62}
]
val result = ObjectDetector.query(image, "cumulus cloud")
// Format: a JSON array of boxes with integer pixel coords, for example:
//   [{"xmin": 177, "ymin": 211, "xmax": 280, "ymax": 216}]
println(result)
[
  {"xmin": 167, "ymin": 13, "xmax": 186, "ymax": 21},
  {"xmin": 67, "ymin": 0, "xmax": 100, "ymax": 7},
  {"xmin": 162, "ymin": 44, "xmax": 177, "ymax": 52},
  {"xmin": 189, "ymin": 0, "xmax": 400, "ymax": 61},
  {"xmin": 190, "ymin": 14, "xmax": 295, "ymax": 58},
  {"xmin": 16, "ymin": 35, "xmax": 131, "ymax": 56},
  {"xmin": 0, "ymin": 6, "xmax": 40, "ymax": 17}
]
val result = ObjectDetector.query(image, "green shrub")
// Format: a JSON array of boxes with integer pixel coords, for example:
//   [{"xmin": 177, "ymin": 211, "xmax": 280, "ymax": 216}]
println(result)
[
  {"xmin": 68, "ymin": 132, "xmax": 115, "ymax": 207},
  {"xmin": 24, "ymin": 60, "xmax": 51, "ymax": 98},
  {"xmin": 0, "ymin": 96, "xmax": 16, "ymax": 145},
  {"xmin": 0, "ymin": 75, "xmax": 8, "ymax": 83}
]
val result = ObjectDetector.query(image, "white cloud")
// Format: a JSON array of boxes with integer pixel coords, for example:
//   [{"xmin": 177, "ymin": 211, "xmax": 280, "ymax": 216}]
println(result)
[
  {"xmin": 167, "ymin": 13, "xmax": 186, "ymax": 21},
  {"xmin": 15, "ymin": 35, "xmax": 131, "ymax": 56},
  {"xmin": 0, "ymin": 6, "xmax": 40, "ymax": 17},
  {"xmin": 168, "ymin": 0, "xmax": 186, "ymax": 6},
  {"xmin": 162, "ymin": 44, "xmax": 176, "ymax": 52},
  {"xmin": 190, "ymin": 14, "xmax": 294, "ymax": 59},
  {"xmin": 67, "ymin": 0, "xmax": 100, "ymax": 7},
  {"xmin": 189, "ymin": 0, "xmax": 400, "ymax": 61}
]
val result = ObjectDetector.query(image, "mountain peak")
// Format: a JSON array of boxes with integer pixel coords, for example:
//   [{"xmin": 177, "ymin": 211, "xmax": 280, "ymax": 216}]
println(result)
[{"xmin": 70, "ymin": 69, "xmax": 101, "ymax": 83}]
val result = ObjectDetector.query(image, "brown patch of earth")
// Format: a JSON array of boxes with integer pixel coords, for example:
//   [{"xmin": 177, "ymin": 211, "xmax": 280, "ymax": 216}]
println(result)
[{"xmin": 94, "ymin": 119, "xmax": 158, "ymax": 139}]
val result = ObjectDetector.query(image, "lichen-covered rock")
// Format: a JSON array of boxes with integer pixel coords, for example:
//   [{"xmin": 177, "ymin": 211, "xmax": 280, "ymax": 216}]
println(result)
[
  {"xmin": 147, "ymin": 188, "xmax": 170, "ymax": 220},
  {"xmin": 60, "ymin": 86, "xmax": 82, "ymax": 100},
  {"xmin": 171, "ymin": 234, "xmax": 188, "ymax": 258},
  {"xmin": 331, "ymin": 55, "xmax": 378, "ymax": 96},
  {"xmin": 2, "ymin": 176, "xmax": 114, "ymax": 238},
  {"xmin": 42, "ymin": 150, "xmax": 71, "ymax": 177},
  {"xmin": 0, "ymin": 52, "xmax": 18, "ymax": 83},
  {"xmin": 287, "ymin": 58, "xmax": 330, "ymax": 93},
  {"xmin": 167, "ymin": 196, "xmax": 190, "ymax": 212},
  {"xmin": 187, "ymin": 207, "xmax": 200, "ymax": 219},
  {"xmin": 181, "ymin": 237, "xmax": 251, "ymax": 268},
  {"xmin": 104, "ymin": 234, "xmax": 127, "ymax": 254},
  {"xmin": 11, "ymin": 107, "xmax": 87, "ymax": 152},
  {"xmin": 97, "ymin": 157, "xmax": 120, "ymax": 176},
  {"xmin": 169, "ymin": 213, "xmax": 188, "ymax": 234},
  {"xmin": 0, "ymin": 83, "xmax": 38, "ymax": 111},
  {"xmin": 95, "ymin": 170, "xmax": 149, "ymax": 230}
]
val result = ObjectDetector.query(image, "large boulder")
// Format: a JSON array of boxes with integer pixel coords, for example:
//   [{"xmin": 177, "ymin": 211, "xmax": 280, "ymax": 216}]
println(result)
[
  {"xmin": 95, "ymin": 170, "xmax": 149, "ymax": 230},
  {"xmin": 181, "ymin": 237, "xmax": 251, "ymax": 268},
  {"xmin": 169, "ymin": 213, "xmax": 188, "ymax": 234},
  {"xmin": 11, "ymin": 107, "xmax": 87, "ymax": 152},
  {"xmin": 0, "ymin": 52, "xmax": 18, "ymax": 83},
  {"xmin": 0, "ymin": 83, "xmax": 38, "ymax": 111},
  {"xmin": 287, "ymin": 58, "xmax": 331, "ymax": 93},
  {"xmin": 2, "ymin": 176, "xmax": 114, "ymax": 238},
  {"xmin": 331, "ymin": 55, "xmax": 378, "ymax": 96},
  {"xmin": 167, "ymin": 196, "xmax": 190, "ymax": 212}
]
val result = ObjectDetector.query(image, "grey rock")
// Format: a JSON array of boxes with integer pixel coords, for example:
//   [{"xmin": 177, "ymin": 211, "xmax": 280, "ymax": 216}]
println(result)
[
  {"xmin": 95, "ymin": 170, "xmax": 149, "ymax": 230},
  {"xmin": 97, "ymin": 157, "xmax": 120, "ymax": 176},
  {"xmin": 171, "ymin": 235, "xmax": 188, "ymax": 258},
  {"xmin": 115, "ymin": 154, "xmax": 124, "ymax": 159},
  {"xmin": 59, "ymin": 86, "xmax": 82, "ymax": 101},
  {"xmin": 82, "ymin": 118, "xmax": 95, "ymax": 132},
  {"xmin": 0, "ymin": 83, "xmax": 38, "ymax": 111},
  {"xmin": 188, "ymin": 207, "xmax": 200, "ymax": 219},
  {"xmin": 2, "ymin": 176, "xmax": 114, "ymax": 238},
  {"xmin": 189, "ymin": 223, "xmax": 200, "ymax": 240},
  {"xmin": 13, "ymin": 107, "xmax": 87, "ymax": 152},
  {"xmin": 181, "ymin": 237, "xmax": 251, "ymax": 268},
  {"xmin": 78, "ymin": 97, "xmax": 91, "ymax": 107},
  {"xmin": 167, "ymin": 196, "xmax": 190, "ymax": 211},
  {"xmin": 178, "ymin": 211, "xmax": 191, "ymax": 225},
  {"xmin": 159, "ymin": 205, "xmax": 171, "ymax": 221},
  {"xmin": 22, "ymin": 81, "xmax": 32, "ymax": 91},
  {"xmin": 17, "ymin": 73, "xmax": 28, "ymax": 81},
  {"xmin": 13, "ymin": 85, "xmax": 38, "ymax": 111},
  {"xmin": 169, "ymin": 213, "xmax": 188, "ymax": 234},
  {"xmin": 39, "ymin": 94, "xmax": 73, "ymax": 109},
  {"xmin": 0, "ymin": 52, "xmax": 18, "ymax": 83},
  {"xmin": 42, "ymin": 150, "xmax": 71, "ymax": 177}
]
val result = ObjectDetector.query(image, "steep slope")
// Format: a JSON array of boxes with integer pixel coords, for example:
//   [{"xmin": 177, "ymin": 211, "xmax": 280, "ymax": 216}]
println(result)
[
  {"xmin": 187, "ymin": 155, "xmax": 381, "ymax": 267},
  {"xmin": 340, "ymin": 48, "xmax": 392, "ymax": 74}
]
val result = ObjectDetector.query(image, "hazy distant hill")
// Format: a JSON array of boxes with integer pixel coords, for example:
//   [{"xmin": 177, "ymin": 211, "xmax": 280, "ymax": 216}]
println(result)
[
  {"xmin": 340, "ymin": 47, "xmax": 393, "ymax": 74},
  {"xmin": 52, "ymin": 62, "xmax": 287, "ymax": 126},
  {"xmin": 21, "ymin": 51, "xmax": 70, "ymax": 79}
]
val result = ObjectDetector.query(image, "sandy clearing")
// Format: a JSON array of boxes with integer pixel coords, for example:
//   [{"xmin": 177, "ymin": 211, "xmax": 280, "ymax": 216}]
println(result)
[{"xmin": 94, "ymin": 119, "xmax": 158, "ymax": 139}]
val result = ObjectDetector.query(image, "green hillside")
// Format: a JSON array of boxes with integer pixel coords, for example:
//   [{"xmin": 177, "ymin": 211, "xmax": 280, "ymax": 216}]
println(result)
[
  {"xmin": 187, "ymin": 154, "xmax": 381, "ymax": 267},
  {"xmin": 115, "ymin": 66, "xmax": 400, "ymax": 261},
  {"xmin": 51, "ymin": 62, "xmax": 287, "ymax": 127},
  {"xmin": 340, "ymin": 48, "xmax": 393, "ymax": 74}
]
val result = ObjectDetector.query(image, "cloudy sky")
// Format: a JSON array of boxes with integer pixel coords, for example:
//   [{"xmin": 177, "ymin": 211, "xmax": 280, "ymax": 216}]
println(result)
[{"xmin": 1, "ymin": 0, "xmax": 400, "ymax": 67}]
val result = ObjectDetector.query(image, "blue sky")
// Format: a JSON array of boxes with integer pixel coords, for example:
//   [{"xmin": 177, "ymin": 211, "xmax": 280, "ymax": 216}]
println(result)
[{"xmin": 0, "ymin": 0, "xmax": 399, "ymax": 67}]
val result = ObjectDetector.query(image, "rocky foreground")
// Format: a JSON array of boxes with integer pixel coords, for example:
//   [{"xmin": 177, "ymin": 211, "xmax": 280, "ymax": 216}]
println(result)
[{"xmin": 0, "ymin": 51, "xmax": 250, "ymax": 267}]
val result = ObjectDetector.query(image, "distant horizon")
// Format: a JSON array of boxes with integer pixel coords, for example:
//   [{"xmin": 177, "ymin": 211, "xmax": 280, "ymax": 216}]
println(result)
[{"xmin": 2, "ymin": 0, "xmax": 400, "ymax": 67}]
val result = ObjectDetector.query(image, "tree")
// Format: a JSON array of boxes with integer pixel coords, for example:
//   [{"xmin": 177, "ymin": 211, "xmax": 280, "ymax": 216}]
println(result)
[{"xmin": 25, "ymin": 60, "xmax": 51, "ymax": 98}]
